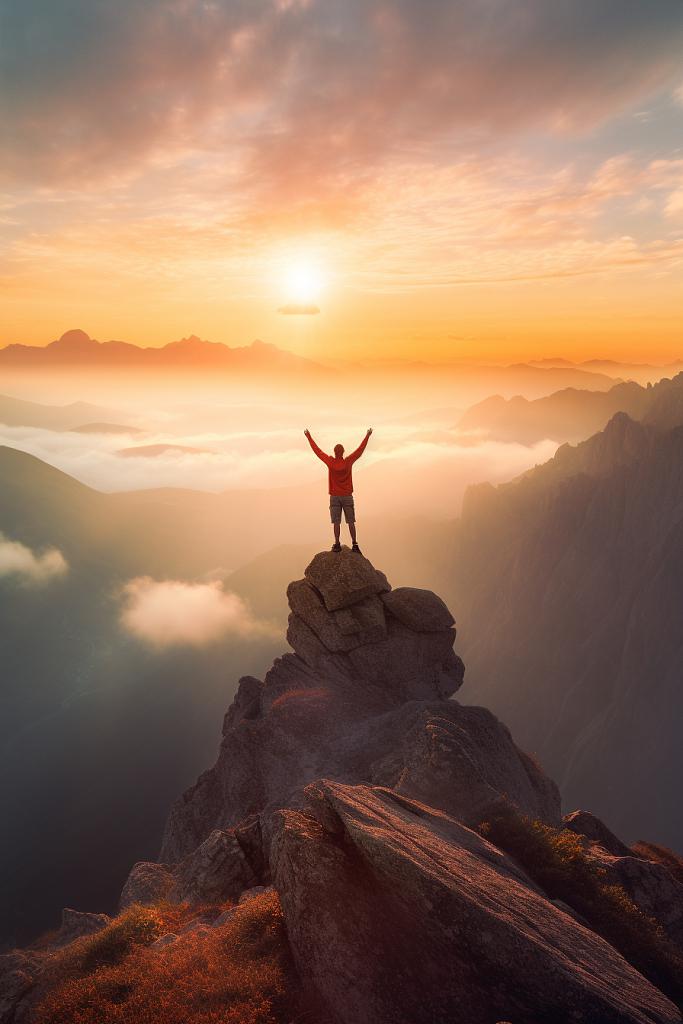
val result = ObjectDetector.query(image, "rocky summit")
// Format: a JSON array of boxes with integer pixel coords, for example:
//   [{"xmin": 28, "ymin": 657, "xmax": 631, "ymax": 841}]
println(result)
[{"xmin": 3, "ymin": 548, "xmax": 682, "ymax": 1024}]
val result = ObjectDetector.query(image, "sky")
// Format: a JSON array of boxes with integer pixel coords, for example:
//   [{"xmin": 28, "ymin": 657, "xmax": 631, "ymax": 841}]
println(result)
[{"xmin": 2, "ymin": 0, "xmax": 683, "ymax": 363}]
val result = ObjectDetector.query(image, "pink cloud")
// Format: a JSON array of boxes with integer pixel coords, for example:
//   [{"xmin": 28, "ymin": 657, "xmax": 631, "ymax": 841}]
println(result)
[{"xmin": 2, "ymin": 0, "xmax": 683, "ymax": 198}]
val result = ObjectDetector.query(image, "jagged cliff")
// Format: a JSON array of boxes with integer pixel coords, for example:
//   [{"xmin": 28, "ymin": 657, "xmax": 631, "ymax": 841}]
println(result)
[
  {"xmin": 452, "ymin": 404, "xmax": 683, "ymax": 849},
  {"xmin": 2, "ymin": 549, "xmax": 682, "ymax": 1024},
  {"xmin": 156, "ymin": 548, "xmax": 557, "ymax": 869}
]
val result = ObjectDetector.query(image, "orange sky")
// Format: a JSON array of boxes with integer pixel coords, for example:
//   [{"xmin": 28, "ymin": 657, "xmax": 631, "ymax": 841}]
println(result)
[{"xmin": 2, "ymin": 2, "xmax": 683, "ymax": 363}]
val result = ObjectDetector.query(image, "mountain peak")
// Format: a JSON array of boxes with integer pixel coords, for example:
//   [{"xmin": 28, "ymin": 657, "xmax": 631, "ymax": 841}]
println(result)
[
  {"xmin": 48, "ymin": 329, "xmax": 94, "ymax": 351},
  {"xmin": 159, "ymin": 547, "xmax": 558, "ymax": 868},
  {"xmin": 173, "ymin": 334, "xmax": 211, "ymax": 348}
]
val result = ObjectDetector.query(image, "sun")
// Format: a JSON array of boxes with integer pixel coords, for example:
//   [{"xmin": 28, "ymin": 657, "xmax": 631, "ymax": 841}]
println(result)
[{"xmin": 284, "ymin": 259, "xmax": 325, "ymax": 304}]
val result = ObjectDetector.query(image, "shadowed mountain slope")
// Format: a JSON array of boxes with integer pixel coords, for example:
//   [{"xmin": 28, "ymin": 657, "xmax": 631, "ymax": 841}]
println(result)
[
  {"xmin": 0, "ymin": 393, "xmax": 123, "ymax": 431},
  {"xmin": 458, "ymin": 380, "xmax": 650, "ymax": 443},
  {"xmin": 458, "ymin": 369, "xmax": 683, "ymax": 447},
  {"xmin": 450, "ymin": 375, "xmax": 683, "ymax": 849}
]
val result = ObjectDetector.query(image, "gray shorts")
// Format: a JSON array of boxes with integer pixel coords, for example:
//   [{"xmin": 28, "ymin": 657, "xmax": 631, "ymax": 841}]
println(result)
[{"xmin": 330, "ymin": 494, "xmax": 355, "ymax": 524}]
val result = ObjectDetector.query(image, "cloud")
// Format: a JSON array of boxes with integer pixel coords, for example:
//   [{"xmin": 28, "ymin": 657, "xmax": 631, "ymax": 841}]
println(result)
[
  {"xmin": 2, "ymin": 1, "xmax": 682, "ymax": 194},
  {"xmin": 277, "ymin": 303, "xmax": 320, "ymax": 315},
  {"xmin": 119, "ymin": 576, "xmax": 276, "ymax": 648},
  {"xmin": 0, "ymin": 408, "xmax": 563, "ymax": 521},
  {"xmin": 0, "ymin": 532, "xmax": 68, "ymax": 584},
  {"xmin": 664, "ymin": 188, "xmax": 683, "ymax": 218}
]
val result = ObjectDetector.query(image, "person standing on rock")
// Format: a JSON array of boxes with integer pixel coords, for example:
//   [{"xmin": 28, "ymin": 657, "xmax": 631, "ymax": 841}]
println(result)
[{"xmin": 304, "ymin": 428, "xmax": 372, "ymax": 553}]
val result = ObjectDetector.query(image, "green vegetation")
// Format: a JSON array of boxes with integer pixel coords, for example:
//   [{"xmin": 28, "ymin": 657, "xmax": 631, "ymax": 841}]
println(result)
[{"xmin": 480, "ymin": 806, "xmax": 683, "ymax": 1009}]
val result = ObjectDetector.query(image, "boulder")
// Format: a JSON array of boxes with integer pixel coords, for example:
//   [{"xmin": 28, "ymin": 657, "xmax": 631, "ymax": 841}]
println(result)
[
  {"xmin": 119, "ymin": 861, "xmax": 175, "ymax": 910},
  {"xmin": 285, "ymin": 612, "xmax": 330, "ymax": 667},
  {"xmin": 288, "ymin": 578, "xmax": 388, "ymax": 650},
  {"xmin": 435, "ymin": 648, "xmax": 466, "ymax": 696},
  {"xmin": 631, "ymin": 841, "xmax": 683, "ymax": 885},
  {"xmin": 346, "ymin": 620, "xmax": 456, "ymax": 689},
  {"xmin": 304, "ymin": 548, "xmax": 390, "ymax": 610},
  {"xmin": 381, "ymin": 587, "xmax": 455, "ymax": 632},
  {"xmin": 561, "ymin": 812, "xmax": 683, "ymax": 941},
  {"xmin": 585, "ymin": 847, "xmax": 683, "ymax": 947},
  {"xmin": 54, "ymin": 908, "xmax": 111, "ymax": 947},
  {"xmin": 367, "ymin": 701, "xmax": 562, "ymax": 827},
  {"xmin": 269, "ymin": 781, "xmax": 680, "ymax": 1024},
  {"xmin": 333, "ymin": 596, "xmax": 386, "ymax": 641},
  {"xmin": 287, "ymin": 580, "xmax": 355, "ymax": 652},
  {"xmin": 564, "ymin": 810, "xmax": 632, "ymax": 857},
  {"xmin": 286, "ymin": 581, "xmax": 387, "ymax": 651},
  {"xmin": 238, "ymin": 884, "xmax": 272, "ymax": 905},
  {"xmin": 173, "ymin": 827, "xmax": 259, "ymax": 904}
]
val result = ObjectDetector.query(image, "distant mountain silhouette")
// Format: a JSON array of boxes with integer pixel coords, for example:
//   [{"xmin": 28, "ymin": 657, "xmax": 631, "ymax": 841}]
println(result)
[
  {"xmin": 0, "ymin": 331, "xmax": 628, "ymax": 402},
  {"xmin": 450, "ymin": 371, "xmax": 683, "ymax": 851},
  {"xmin": 529, "ymin": 355, "xmax": 683, "ymax": 384},
  {"xmin": 116, "ymin": 443, "xmax": 214, "ymax": 458},
  {"xmin": 0, "ymin": 391, "xmax": 123, "ymax": 430},
  {"xmin": 458, "ymin": 380, "xmax": 650, "ymax": 444},
  {"xmin": 70, "ymin": 422, "xmax": 143, "ymax": 435},
  {"xmin": 0, "ymin": 330, "xmax": 331, "ymax": 374}
]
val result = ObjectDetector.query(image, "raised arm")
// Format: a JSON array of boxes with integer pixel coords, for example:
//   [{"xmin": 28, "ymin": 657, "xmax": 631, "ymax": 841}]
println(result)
[
  {"xmin": 304, "ymin": 429, "xmax": 332, "ymax": 465},
  {"xmin": 348, "ymin": 428, "xmax": 372, "ymax": 463}
]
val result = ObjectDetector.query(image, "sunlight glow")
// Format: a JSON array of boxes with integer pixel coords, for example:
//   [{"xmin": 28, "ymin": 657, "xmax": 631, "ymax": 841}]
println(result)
[{"xmin": 284, "ymin": 259, "xmax": 326, "ymax": 304}]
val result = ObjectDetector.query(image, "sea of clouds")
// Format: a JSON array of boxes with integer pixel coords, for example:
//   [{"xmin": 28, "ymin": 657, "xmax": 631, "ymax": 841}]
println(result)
[{"xmin": 0, "ymin": 409, "xmax": 557, "ymax": 518}]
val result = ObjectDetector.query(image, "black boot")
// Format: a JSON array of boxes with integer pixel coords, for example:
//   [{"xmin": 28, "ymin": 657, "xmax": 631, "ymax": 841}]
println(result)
[
  {"xmin": 352, "ymin": 543, "xmax": 362, "ymax": 554},
  {"xmin": 332, "ymin": 541, "xmax": 342, "ymax": 552}
]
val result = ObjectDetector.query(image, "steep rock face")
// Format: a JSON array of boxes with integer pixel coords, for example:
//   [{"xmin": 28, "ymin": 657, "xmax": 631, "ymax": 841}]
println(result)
[
  {"xmin": 160, "ymin": 549, "xmax": 557, "ymax": 863},
  {"xmin": 452, "ymin": 405, "xmax": 683, "ymax": 849},
  {"xmin": 269, "ymin": 780, "xmax": 679, "ymax": 1024}
]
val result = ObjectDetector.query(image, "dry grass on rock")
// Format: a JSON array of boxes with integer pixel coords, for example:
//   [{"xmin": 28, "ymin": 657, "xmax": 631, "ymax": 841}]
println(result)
[
  {"xmin": 480, "ymin": 807, "xmax": 683, "ymax": 1010},
  {"xmin": 33, "ymin": 890, "xmax": 309, "ymax": 1024}
]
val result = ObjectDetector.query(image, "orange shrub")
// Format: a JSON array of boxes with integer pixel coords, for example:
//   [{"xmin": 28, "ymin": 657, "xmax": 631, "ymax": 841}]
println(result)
[{"xmin": 33, "ymin": 891, "xmax": 307, "ymax": 1024}]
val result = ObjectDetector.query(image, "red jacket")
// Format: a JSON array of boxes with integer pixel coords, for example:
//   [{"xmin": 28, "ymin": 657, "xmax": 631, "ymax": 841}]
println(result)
[{"xmin": 306, "ymin": 433, "xmax": 369, "ymax": 495}]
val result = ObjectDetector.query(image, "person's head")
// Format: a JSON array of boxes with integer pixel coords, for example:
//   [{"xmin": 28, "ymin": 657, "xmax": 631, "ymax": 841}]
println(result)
[{"xmin": 334, "ymin": 443, "xmax": 344, "ymax": 458}]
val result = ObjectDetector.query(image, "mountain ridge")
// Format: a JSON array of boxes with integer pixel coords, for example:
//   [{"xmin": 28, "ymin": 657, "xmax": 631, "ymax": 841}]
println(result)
[
  {"xmin": 0, "ymin": 330, "xmax": 331, "ymax": 375},
  {"xmin": 451, "ymin": 374, "xmax": 683, "ymax": 849}
]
